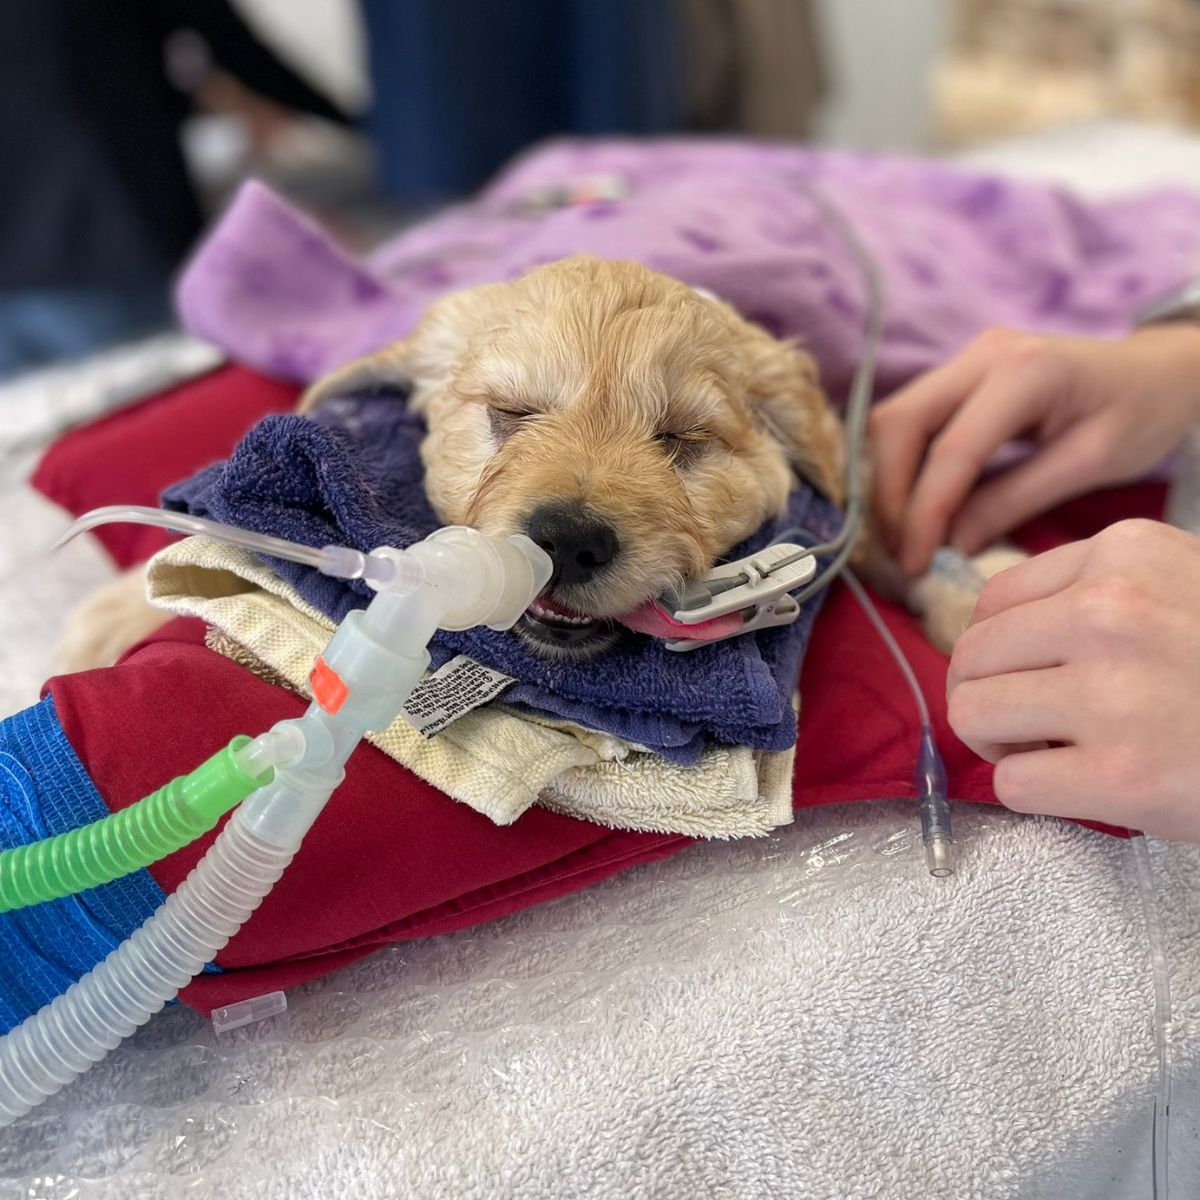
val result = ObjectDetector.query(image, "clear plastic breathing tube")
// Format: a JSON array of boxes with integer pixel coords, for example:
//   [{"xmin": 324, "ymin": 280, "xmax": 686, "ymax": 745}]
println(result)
[
  {"xmin": 0, "ymin": 796, "xmax": 300, "ymax": 1125},
  {"xmin": 55, "ymin": 505, "xmax": 403, "ymax": 589},
  {"xmin": 0, "ymin": 518, "xmax": 551, "ymax": 1126}
]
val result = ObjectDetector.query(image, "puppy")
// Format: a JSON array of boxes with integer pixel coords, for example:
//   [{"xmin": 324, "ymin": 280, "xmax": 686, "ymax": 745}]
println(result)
[
  {"xmin": 58, "ymin": 255, "xmax": 1007, "ymax": 672},
  {"xmin": 297, "ymin": 255, "xmax": 848, "ymax": 659}
]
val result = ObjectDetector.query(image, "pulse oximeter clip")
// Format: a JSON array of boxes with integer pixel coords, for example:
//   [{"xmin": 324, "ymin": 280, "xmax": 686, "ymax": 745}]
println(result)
[{"xmin": 659, "ymin": 544, "xmax": 818, "ymax": 652}]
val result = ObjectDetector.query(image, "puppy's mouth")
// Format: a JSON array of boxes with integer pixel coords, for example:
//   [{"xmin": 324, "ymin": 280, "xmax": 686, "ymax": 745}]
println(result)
[
  {"xmin": 517, "ymin": 589, "xmax": 746, "ymax": 661},
  {"xmin": 519, "ymin": 594, "xmax": 620, "ymax": 658}
]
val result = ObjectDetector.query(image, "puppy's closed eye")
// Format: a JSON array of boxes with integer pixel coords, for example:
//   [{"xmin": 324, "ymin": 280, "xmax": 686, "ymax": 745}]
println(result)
[
  {"xmin": 653, "ymin": 429, "xmax": 711, "ymax": 471},
  {"xmin": 486, "ymin": 401, "xmax": 537, "ymax": 441}
]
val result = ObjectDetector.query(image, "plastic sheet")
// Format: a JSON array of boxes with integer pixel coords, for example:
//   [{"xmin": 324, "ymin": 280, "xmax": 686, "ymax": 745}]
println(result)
[{"xmin": 0, "ymin": 799, "xmax": 1193, "ymax": 1199}]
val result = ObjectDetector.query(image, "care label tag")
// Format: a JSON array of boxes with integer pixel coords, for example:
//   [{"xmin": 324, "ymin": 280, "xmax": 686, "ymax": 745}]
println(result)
[{"xmin": 401, "ymin": 655, "xmax": 516, "ymax": 737}]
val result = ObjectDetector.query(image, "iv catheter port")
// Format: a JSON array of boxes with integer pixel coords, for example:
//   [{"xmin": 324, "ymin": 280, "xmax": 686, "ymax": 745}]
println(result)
[{"xmin": 924, "ymin": 834, "xmax": 955, "ymax": 879}]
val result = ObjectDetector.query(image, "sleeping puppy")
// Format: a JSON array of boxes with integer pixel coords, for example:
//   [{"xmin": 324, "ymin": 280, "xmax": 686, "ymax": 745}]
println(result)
[
  {"xmin": 56, "ymin": 256, "xmax": 1014, "ymax": 671},
  {"xmin": 297, "ymin": 255, "xmax": 847, "ymax": 660}
]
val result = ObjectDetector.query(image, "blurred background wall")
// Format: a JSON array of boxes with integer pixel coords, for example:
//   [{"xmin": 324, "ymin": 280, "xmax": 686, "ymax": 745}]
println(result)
[
  {"xmin": 7, "ymin": 0, "xmax": 1200, "ymax": 376},
  {"xmin": 194, "ymin": 0, "xmax": 956, "ymax": 237},
  {"xmin": 811, "ymin": 0, "xmax": 948, "ymax": 150},
  {"xmin": 935, "ymin": 0, "xmax": 1200, "ymax": 144}
]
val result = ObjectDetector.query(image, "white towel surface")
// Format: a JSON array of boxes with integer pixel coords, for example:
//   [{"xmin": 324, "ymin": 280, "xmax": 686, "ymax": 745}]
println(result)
[{"xmin": 10, "ymin": 799, "xmax": 1199, "ymax": 1199}]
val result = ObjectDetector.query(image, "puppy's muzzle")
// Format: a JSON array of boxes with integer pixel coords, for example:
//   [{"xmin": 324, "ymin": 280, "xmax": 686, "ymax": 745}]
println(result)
[
  {"xmin": 517, "ymin": 501, "xmax": 623, "ymax": 658},
  {"xmin": 524, "ymin": 502, "xmax": 620, "ymax": 588}
]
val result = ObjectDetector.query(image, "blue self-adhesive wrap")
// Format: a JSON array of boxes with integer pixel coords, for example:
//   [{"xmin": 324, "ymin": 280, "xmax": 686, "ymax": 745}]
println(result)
[{"xmin": 0, "ymin": 696, "xmax": 220, "ymax": 1033}]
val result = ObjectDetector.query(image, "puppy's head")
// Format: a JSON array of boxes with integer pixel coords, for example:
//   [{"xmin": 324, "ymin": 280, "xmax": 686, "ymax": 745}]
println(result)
[{"xmin": 301, "ymin": 256, "xmax": 840, "ymax": 659}]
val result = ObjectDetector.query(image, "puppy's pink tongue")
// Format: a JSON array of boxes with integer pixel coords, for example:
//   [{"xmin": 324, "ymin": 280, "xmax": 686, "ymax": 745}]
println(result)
[{"xmin": 617, "ymin": 600, "xmax": 743, "ymax": 642}]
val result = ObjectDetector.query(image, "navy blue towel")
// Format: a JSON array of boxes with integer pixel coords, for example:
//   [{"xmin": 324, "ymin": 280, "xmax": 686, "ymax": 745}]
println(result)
[{"xmin": 163, "ymin": 395, "xmax": 841, "ymax": 755}]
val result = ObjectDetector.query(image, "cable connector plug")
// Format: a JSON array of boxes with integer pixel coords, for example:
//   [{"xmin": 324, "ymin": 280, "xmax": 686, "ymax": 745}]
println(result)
[{"xmin": 916, "ymin": 723, "xmax": 954, "ymax": 878}]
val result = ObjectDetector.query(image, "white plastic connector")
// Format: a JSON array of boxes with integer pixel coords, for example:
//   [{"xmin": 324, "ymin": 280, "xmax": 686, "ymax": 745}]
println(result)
[
  {"xmin": 234, "ymin": 723, "xmax": 307, "ymax": 778},
  {"xmin": 234, "ymin": 718, "xmax": 337, "ymax": 779},
  {"xmin": 421, "ymin": 528, "xmax": 552, "ymax": 630},
  {"xmin": 211, "ymin": 990, "xmax": 287, "ymax": 1034},
  {"xmin": 360, "ymin": 545, "xmax": 428, "ymax": 594},
  {"xmin": 364, "ymin": 529, "xmax": 552, "ymax": 632}
]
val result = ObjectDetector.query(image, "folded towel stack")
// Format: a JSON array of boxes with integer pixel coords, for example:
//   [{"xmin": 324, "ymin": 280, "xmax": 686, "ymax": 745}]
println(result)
[{"xmin": 146, "ymin": 535, "xmax": 797, "ymax": 837}]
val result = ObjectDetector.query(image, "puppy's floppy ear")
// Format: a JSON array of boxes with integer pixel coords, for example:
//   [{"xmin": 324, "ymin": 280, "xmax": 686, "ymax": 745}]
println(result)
[
  {"xmin": 742, "ymin": 331, "xmax": 845, "ymax": 506},
  {"xmin": 296, "ymin": 343, "xmax": 413, "ymax": 414}
]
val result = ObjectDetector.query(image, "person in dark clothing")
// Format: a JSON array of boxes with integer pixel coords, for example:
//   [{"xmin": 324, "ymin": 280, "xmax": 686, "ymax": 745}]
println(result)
[{"xmin": 0, "ymin": 0, "xmax": 348, "ymax": 374}]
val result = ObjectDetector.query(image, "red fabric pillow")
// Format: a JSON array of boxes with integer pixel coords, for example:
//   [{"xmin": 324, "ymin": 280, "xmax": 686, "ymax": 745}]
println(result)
[
  {"xmin": 33, "ymin": 365, "xmax": 1150, "ymax": 1013},
  {"xmin": 32, "ymin": 366, "xmax": 297, "ymax": 565},
  {"xmin": 45, "ymin": 619, "xmax": 690, "ymax": 1012}
]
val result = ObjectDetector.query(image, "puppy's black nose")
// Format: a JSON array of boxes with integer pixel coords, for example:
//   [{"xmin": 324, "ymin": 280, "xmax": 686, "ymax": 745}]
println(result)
[{"xmin": 525, "ymin": 504, "xmax": 620, "ymax": 587}]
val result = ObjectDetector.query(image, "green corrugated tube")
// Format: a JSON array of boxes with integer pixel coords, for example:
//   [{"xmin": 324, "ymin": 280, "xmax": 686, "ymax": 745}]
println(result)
[{"xmin": 0, "ymin": 737, "xmax": 268, "ymax": 913}]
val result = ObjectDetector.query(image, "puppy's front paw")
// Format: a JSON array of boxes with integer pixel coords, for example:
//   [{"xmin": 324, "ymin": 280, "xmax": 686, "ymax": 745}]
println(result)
[
  {"xmin": 908, "ymin": 545, "xmax": 1027, "ymax": 655},
  {"xmin": 54, "ymin": 564, "xmax": 168, "ymax": 673}
]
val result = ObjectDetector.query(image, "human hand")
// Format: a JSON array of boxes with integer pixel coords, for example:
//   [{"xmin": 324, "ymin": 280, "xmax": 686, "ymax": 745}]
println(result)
[
  {"xmin": 946, "ymin": 519, "xmax": 1200, "ymax": 840},
  {"xmin": 870, "ymin": 325, "xmax": 1200, "ymax": 575}
]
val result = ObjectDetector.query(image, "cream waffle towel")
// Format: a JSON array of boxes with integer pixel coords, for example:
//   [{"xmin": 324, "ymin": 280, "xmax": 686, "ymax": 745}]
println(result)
[{"xmin": 146, "ymin": 537, "xmax": 795, "ymax": 838}]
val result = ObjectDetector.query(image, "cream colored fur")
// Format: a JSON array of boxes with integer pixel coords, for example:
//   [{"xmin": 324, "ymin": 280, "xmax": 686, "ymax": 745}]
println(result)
[{"xmin": 54, "ymin": 563, "xmax": 162, "ymax": 673}]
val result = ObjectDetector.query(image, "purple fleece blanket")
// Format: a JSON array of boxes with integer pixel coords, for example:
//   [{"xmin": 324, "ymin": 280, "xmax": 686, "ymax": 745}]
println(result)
[{"xmin": 179, "ymin": 138, "xmax": 1200, "ymax": 401}]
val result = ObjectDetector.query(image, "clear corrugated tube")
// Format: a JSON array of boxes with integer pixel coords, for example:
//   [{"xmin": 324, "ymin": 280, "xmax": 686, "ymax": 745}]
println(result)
[
  {"xmin": 0, "ymin": 798, "xmax": 299, "ymax": 1123},
  {"xmin": 0, "ymin": 517, "xmax": 553, "ymax": 1126}
]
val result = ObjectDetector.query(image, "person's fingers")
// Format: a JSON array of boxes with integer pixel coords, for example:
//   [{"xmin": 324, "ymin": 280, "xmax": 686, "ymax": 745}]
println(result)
[
  {"xmin": 898, "ymin": 353, "xmax": 1065, "ymax": 574},
  {"xmin": 966, "ymin": 539, "xmax": 1090, "ymax": 627},
  {"xmin": 947, "ymin": 593, "xmax": 1070, "ymax": 693},
  {"xmin": 991, "ymin": 745, "xmax": 1108, "ymax": 820},
  {"xmin": 947, "ymin": 668, "xmax": 1082, "ymax": 762},
  {"xmin": 946, "ymin": 422, "xmax": 1110, "ymax": 556},
  {"xmin": 869, "ymin": 351, "xmax": 991, "ymax": 548}
]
